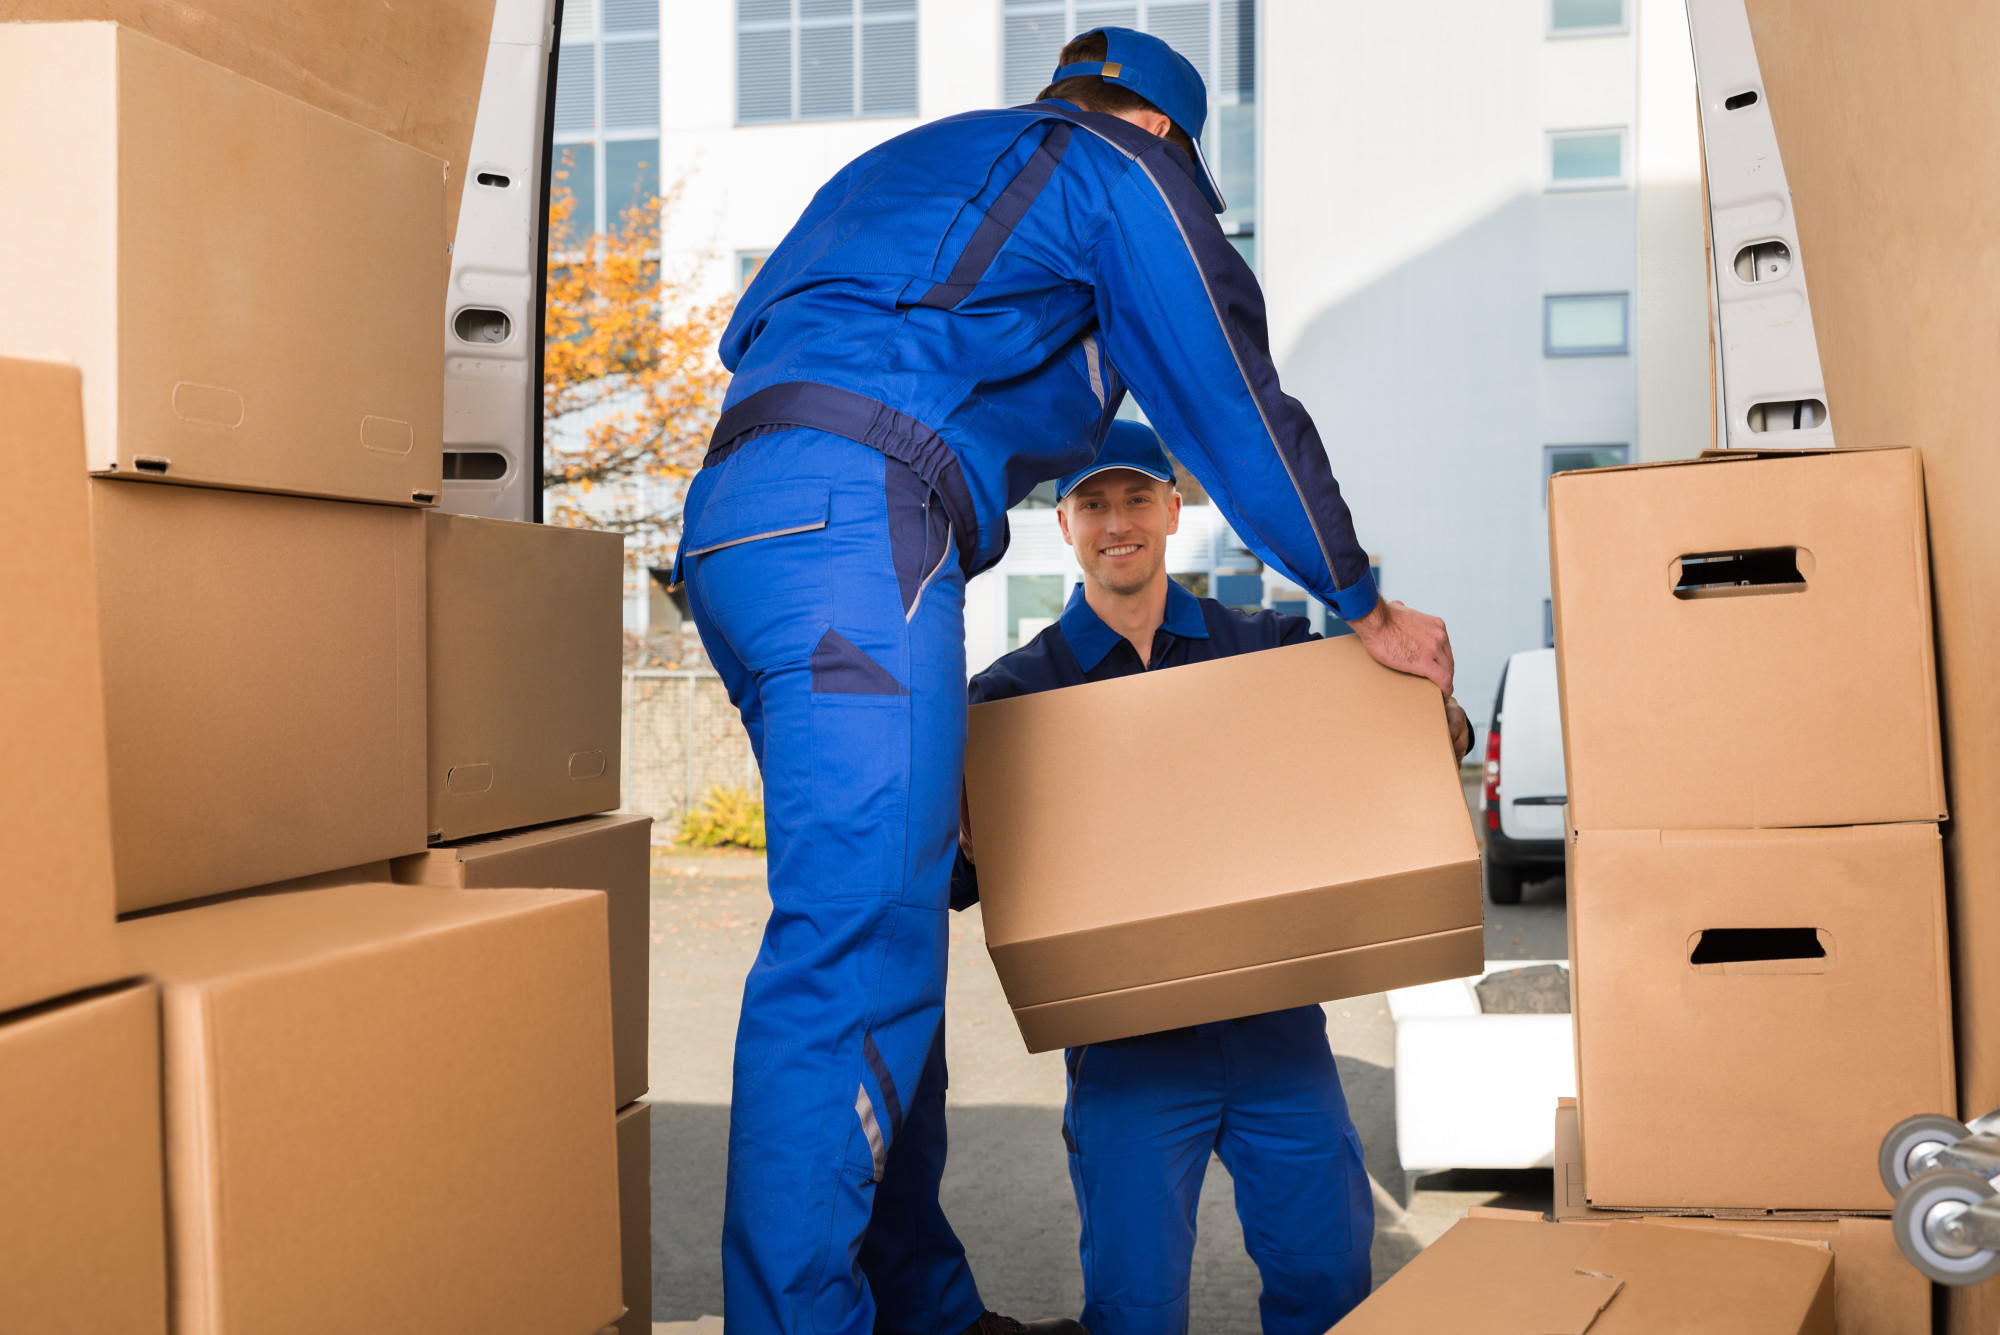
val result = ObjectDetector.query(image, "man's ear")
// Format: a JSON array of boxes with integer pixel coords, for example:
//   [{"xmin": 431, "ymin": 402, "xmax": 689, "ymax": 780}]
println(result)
[
  {"xmin": 1165, "ymin": 488, "xmax": 1183, "ymax": 536},
  {"xmin": 1055, "ymin": 501, "xmax": 1075, "ymax": 547}
]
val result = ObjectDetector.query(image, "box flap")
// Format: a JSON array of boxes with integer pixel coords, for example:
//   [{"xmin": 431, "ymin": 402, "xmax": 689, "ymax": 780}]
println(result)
[
  {"xmin": 1334, "ymin": 1217, "xmax": 1618, "ymax": 1333},
  {"xmin": 1580, "ymin": 1224, "xmax": 1834, "ymax": 1334}
]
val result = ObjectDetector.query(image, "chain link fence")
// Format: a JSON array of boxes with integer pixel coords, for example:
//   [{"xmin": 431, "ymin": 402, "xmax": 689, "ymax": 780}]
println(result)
[{"xmin": 620, "ymin": 669, "xmax": 761, "ymax": 841}]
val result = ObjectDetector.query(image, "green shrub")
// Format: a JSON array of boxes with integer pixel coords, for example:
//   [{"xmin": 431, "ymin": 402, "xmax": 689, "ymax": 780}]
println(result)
[{"xmin": 675, "ymin": 785, "xmax": 767, "ymax": 851}]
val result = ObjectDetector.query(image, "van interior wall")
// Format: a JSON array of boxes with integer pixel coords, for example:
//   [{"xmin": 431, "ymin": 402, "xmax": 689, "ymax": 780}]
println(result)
[
  {"xmin": 1741, "ymin": 1, "xmax": 2000, "ymax": 1326},
  {"xmin": 0, "ymin": 0, "xmax": 495, "ymax": 238}
]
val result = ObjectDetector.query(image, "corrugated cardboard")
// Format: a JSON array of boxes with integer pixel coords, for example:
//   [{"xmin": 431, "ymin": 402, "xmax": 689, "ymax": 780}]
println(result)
[
  {"xmin": 965, "ymin": 635, "xmax": 1482, "ymax": 1052},
  {"xmin": 93, "ymin": 480, "xmax": 426, "ymax": 912},
  {"xmin": 0, "ymin": 358, "xmax": 127, "ymax": 1014},
  {"xmin": 118, "ymin": 882, "xmax": 622, "ymax": 1335},
  {"xmin": 0, "ymin": 982, "xmax": 167, "ymax": 1335},
  {"xmin": 615, "ymin": 1100, "xmax": 652, "ymax": 1335},
  {"xmin": 392, "ymin": 814, "xmax": 653, "ymax": 1106},
  {"xmin": 1570, "ymin": 824, "xmax": 1954, "ymax": 1210},
  {"xmin": 1333, "ymin": 1215, "xmax": 1835, "ymax": 1334},
  {"xmin": 0, "ymin": 0, "xmax": 496, "ymax": 238},
  {"xmin": 0, "ymin": 23, "xmax": 445, "ymax": 506},
  {"xmin": 1549, "ymin": 446, "xmax": 1943, "ymax": 831},
  {"xmin": 426, "ymin": 514, "xmax": 624, "ymax": 842},
  {"xmin": 1554, "ymin": 1101, "xmax": 1930, "ymax": 1335}
]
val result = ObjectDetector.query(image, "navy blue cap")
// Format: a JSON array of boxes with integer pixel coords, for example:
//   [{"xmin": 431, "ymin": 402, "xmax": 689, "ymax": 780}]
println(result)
[
  {"xmin": 1051, "ymin": 27, "xmax": 1226, "ymax": 214},
  {"xmin": 1056, "ymin": 420, "xmax": 1177, "ymax": 500}
]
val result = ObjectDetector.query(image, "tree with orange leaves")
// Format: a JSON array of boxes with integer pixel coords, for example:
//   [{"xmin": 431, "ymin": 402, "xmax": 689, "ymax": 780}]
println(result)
[{"xmin": 542, "ymin": 160, "xmax": 735, "ymax": 565}]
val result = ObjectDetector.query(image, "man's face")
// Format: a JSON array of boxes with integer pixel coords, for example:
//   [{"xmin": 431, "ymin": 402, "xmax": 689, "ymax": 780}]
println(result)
[{"xmin": 1056, "ymin": 469, "xmax": 1182, "ymax": 597}]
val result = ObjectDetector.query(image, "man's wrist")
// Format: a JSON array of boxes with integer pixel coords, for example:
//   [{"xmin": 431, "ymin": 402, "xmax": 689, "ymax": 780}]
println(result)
[{"xmin": 1327, "ymin": 569, "xmax": 1381, "ymax": 623}]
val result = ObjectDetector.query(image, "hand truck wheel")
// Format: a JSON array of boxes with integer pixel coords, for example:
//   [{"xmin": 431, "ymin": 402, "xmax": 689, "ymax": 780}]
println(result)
[
  {"xmin": 1879, "ymin": 1113, "xmax": 1971, "ymax": 1195},
  {"xmin": 1893, "ymin": 1170, "xmax": 2000, "ymax": 1286}
]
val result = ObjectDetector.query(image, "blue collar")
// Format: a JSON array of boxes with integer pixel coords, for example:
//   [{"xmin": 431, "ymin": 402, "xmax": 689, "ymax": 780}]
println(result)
[{"xmin": 1058, "ymin": 579, "xmax": 1210, "ymax": 673}]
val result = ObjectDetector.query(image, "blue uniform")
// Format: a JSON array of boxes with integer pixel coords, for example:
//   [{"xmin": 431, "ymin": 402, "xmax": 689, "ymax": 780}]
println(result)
[
  {"xmin": 954, "ymin": 583, "xmax": 1374, "ymax": 1335},
  {"xmin": 677, "ymin": 98, "xmax": 1380, "ymax": 1335}
]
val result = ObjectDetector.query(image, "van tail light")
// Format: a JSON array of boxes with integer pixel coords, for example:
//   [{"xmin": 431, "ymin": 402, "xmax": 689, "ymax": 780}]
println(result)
[{"xmin": 1483, "ymin": 726, "xmax": 1502, "ymax": 831}]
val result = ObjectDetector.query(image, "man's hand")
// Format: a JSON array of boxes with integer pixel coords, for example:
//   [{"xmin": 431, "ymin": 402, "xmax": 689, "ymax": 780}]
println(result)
[
  {"xmin": 1347, "ymin": 598, "xmax": 1455, "ymax": 697},
  {"xmin": 1445, "ymin": 695, "xmax": 1473, "ymax": 763}
]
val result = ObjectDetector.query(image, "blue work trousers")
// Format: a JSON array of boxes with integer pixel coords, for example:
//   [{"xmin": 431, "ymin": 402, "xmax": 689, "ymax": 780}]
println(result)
[
  {"xmin": 1064, "ymin": 1006, "xmax": 1374, "ymax": 1335},
  {"xmin": 679, "ymin": 430, "xmax": 983, "ymax": 1335}
]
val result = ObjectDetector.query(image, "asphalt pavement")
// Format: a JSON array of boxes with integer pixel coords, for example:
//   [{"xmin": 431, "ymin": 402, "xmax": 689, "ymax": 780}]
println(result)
[{"xmin": 647, "ymin": 829, "xmax": 1567, "ymax": 1330}]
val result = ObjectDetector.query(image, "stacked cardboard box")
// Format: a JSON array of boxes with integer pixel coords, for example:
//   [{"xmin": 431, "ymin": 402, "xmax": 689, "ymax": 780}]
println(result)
[
  {"xmin": 1549, "ymin": 446, "xmax": 1953, "ymax": 1332},
  {"xmin": 0, "ymin": 20, "xmax": 643, "ymax": 1332}
]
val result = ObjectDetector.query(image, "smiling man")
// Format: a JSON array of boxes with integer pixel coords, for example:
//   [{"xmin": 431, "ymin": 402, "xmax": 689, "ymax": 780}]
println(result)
[{"xmin": 956, "ymin": 422, "xmax": 1470, "ymax": 1335}]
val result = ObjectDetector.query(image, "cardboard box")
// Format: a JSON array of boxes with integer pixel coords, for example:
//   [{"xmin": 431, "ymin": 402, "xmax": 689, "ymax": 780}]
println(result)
[
  {"xmin": 1333, "ymin": 1213, "xmax": 1834, "ymax": 1333},
  {"xmin": 93, "ymin": 480, "xmax": 426, "ymax": 912},
  {"xmin": 1554, "ymin": 1100, "xmax": 1930, "ymax": 1335},
  {"xmin": 1549, "ymin": 446, "xmax": 1943, "ymax": 831},
  {"xmin": 0, "ymin": 982, "xmax": 167, "ymax": 1334},
  {"xmin": 965, "ymin": 635, "xmax": 1482, "ymax": 1052},
  {"xmin": 426, "ymin": 513, "xmax": 624, "ymax": 842},
  {"xmin": 1570, "ymin": 824, "xmax": 1954, "ymax": 1210},
  {"xmin": 615, "ymin": 1100, "xmax": 652, "ymax": 1335},
  {"xmin": 0, "ymin": 358, "xmax": 127, "ymax": 1014},
  {"xmin": 393, "ymin": 814, "xmax": 653, "ymax": 1106},
  {"xmin": 0, "ymin": 23, "xmax": 445, "ymax": 507},
  {"xmin": 118, "ymin": 882, "xmax": 622, "ymax": 1335}
]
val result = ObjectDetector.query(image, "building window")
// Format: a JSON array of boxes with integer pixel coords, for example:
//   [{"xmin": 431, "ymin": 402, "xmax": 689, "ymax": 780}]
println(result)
[
  {"xmin": 736, "ymin": 0, "xmax": 919, "ymax": 126},
  {"xmin": 1007, "ymin": 574, "xmax": 1064, "ymax": 650},
  {"xmin": 1001, "ymin": 1, "xmax": 1258, "ymax": 265},
  {"xmin": 1547, "ymin": 129, "xmax": 1626, "ymax": 190},
  {"xmin": 1544, "ymin": 293, "xmax": 1629, "ymax": 357},
  {"xmin": 737, "ymin": 250, "xmax": 772, "ymax": 289},
  {"xmin": 1549, "ymin": 0, "xmax": 1626, "ymax": 36},
  {"xmin": 553, "ymin": 0, "xmax": 661, "ymax": 237},
  {"xmin": 1543, "ymin": 444, "xmax": 1629, "ymax": 503}
]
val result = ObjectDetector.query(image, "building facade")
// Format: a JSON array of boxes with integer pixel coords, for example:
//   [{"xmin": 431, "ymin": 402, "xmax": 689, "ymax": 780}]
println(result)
[{"xmin": 634, "ymin": 0, "xmax": 1708, "ymax": 714}]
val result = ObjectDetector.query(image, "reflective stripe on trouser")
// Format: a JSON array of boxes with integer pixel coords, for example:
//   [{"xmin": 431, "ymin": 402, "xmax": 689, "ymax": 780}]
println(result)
[
  {"xmin": 679, "ymin": 429, "xmax": 982, "ymax": 1335},
  {"xmin": 1063, "ymin": 1006, "xmax": 1374, "ymax": 1335}
]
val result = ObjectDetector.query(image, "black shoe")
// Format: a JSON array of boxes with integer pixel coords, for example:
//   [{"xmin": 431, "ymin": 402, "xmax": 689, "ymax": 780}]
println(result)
[{"xmin": 958, "ymin": 1312, "xmax": 1089, "ymax": 1335}]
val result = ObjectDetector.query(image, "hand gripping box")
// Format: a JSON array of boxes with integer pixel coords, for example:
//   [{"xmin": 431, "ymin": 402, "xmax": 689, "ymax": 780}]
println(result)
[
  {"xmin": 0, "ymin": 23, "xmax": 445, "ymax": 507},
  {"xmin": 92, "ymin": 479, "xmax": 426, "ymax": 912},
  {"xmin": 117, "ymin": 882, "xmax": 623, "ymax": 1335},
  {"xmin": 0, "ymin": 982, "xmax": 167, "ymax": 1335},
  {"xmin": 1569, "ymin": 824, "xmax": 1954, "ymax": 1211},
  {"xmin": 425, "ymin": 513, "xmax": 624, "ymax": 843},
  {"xmin": 964, "ymin": 635, "xmax": 1482, "ymax": 1052},
  {"xmin": 0, "ymin": 358, "xmax": 127, "ymax": 1013},
  {"xmin": 1549, "ymin": 447, "xmax": 1943, "ymax": 830},
  {"xmin": 394, "ymin": 814, "xmax": 653, "ymax": 1106},
  {"xmin": 1333, "ymin": 1212, "xmax": 1835, "ymax": 1334}
]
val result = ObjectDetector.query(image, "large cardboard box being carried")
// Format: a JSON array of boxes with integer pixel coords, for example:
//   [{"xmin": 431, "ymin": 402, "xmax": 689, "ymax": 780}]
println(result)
[
  {"xmin": 0, "ymin": 982, "xmax": 167, "ymax": 1335},
  {"xmin": 1554, "ymin": 1100, "xmax": 1929, "ymax": 1335},
  {"xmin": 426, "ymin": 513, "xmax": 624, "ymax": 843},
  {"xmin": 118, "ymin": 882, "xmax": 622, "ymax": 1335},
  {"xmin": 1333, "ymin": 1211, "xmax": 1834, "ymax": 1333},
  {"xmin": 0, "ymin": 23, "xmax": 445, "ymax": 507},
  {"xmin": 1550, "ymin": 447, "xmax": 1943, "ymax": 830},
  {"xmin": 0, "ymin": 358, "xmax": 127, "ymax": 1013},
  {"xmin": 965, "ymin": 635, "xmax": 1481, "ymax": 1052},
  {"xmin": 93, "ymin": 480, "xmax": 426, "ymax": 912},
  {"xmin": 1570, "ymin": 823, "xmax": 1954, "ymax": 1211},
  {"xmin": 393, "ymin": 814, "xmax": 653, "ymax": 1106}
]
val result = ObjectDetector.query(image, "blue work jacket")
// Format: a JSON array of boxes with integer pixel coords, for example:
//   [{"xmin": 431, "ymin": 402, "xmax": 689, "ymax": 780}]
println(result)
[
  {"xmin": 715, "ymin": 100, "xmax": 1379, "ymax": 620},
  {"xmin": 950, "ymin": 580, "xmax": 1317, "ymax": 909}
]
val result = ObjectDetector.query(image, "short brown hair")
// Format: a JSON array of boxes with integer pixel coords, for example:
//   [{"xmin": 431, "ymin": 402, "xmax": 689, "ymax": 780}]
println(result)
[{"xmin": 1035, "ymin": 31, "xmax": 1199, "ymax": 163}]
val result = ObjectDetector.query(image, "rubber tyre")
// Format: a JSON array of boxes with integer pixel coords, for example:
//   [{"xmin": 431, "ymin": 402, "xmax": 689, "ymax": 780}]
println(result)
[
  {"xmin": 1484, "ymin": 857, "xmax": 1523, "ymax": 906},
  {"xmin": 1880, "ymin": 1113, "xmax": 1971, "ymax": 1195},
  {"xmin": 1893, "ymin": 1170, "xmax": 2000, "ymax": 1286}
]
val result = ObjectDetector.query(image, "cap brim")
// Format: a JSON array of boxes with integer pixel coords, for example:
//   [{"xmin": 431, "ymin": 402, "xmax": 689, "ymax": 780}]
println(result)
[
  {"xmin": 1188, "ymin": 137, "xmax": 1227, "ymax": 214},
  {"xmin": 1055, "ymin": 462, "xmax": 1177, "ymax": 499}
]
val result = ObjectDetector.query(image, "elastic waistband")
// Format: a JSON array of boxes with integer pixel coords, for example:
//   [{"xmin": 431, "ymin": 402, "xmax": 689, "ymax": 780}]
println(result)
[{"xmin": 705, "ymin": 381, "xmax": 985, "ymax": 578}]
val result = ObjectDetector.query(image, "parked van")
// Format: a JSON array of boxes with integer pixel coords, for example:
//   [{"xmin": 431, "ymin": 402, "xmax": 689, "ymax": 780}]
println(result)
[{"xmin": 1480, "ymin": 648, "xmax": 1567, "ymax": 903}]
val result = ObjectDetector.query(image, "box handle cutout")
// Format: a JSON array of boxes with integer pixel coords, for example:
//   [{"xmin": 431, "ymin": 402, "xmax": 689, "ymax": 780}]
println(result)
[
  {"xmin": 568, "ymin": 750, "xmax": 607, "ymax": 780},
  {"xmin": 453, "ymin": 307, "xmax": 512, "ymax": 345},
  {"xmin": 134, "ymin": 456, "xmax": 171, "ymax": 474},
  {"xmin": 1732, "ymin": 240, "xmax": 1792, "ymax": 283},
  {"xmin": 1747, "ymin": 398, "xmax": 1827, "ymax": 433},
  {"xmin": 446, "ymin": 763, "xmax": 494, "ymax": 795},
  {"xmin": 1689, "ymin": 927, "xmax": 1835, "ymax": 975},
  {"xmin": 476, "ymin": 171, "xmax": 511, "ymax": 187},
  {"xmin": 360, "ymin": 415, "xmax": 413, "ymax": 455},
  {"xmin": 443, "ymin": 450, "xmax": 509, "ymax": 481},
  {"xmin": 1724, "ymin": 89, "xmax": 1759, "ymax": 111},
  {"xmin": 1671, "ymin": 547, "xmax": 1810, "ymax": 599}
]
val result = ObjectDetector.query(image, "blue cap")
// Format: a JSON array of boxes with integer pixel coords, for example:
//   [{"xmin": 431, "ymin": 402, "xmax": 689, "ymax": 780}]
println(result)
[
  {"xmin": 1051, "ymin": 27, "xmax": 1226, "ymax": 214},
  {"xmin": 1056, "ymin": 420, "xmax": 1177, "ymax": 500}
]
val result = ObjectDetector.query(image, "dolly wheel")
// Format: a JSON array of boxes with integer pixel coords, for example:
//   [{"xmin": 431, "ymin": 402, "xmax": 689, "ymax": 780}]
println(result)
[
  {"xmin": 1879, "ymin": 1113, "xmax": 1971, "ymax": 1195},
  {"xmin": 1893, "ymin": 1170, "xmax": 2000, "ymax": 1286}
]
